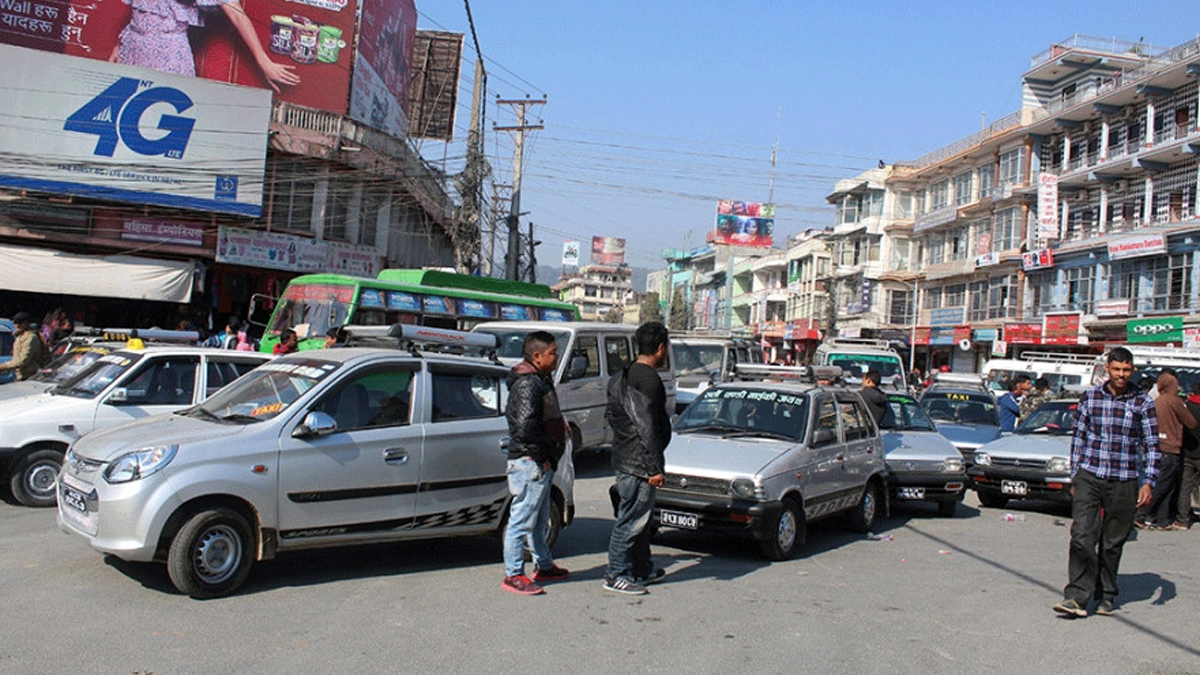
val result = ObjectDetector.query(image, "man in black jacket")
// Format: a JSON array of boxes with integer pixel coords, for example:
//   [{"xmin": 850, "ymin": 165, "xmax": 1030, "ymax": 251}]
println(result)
[
  {"xmin": 500, "ymin": 331, "xmax": 569, "ymax": 595},
  {"xmin": 1176, "ymin": 380, "xmax": 1200, "ymax": 529},
  {"xmin": 604, "ymin": 322, "xmax": 672, "ymax": 595},
  {"xmin": 860, "ymin": 369, "xmax": 889, "ymax": 428}
]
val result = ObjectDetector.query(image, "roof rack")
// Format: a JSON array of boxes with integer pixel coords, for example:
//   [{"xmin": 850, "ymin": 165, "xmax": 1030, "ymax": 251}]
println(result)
[
  {"xmin": 819, "ymin": 338, "xmax": 893, "ymax": 350},
  {"xmin": 344, "ymin": 324, "xmax": 500, "ymax": 361},
  {"xmin": 930, "ymin": 372, "xmax": 986, "ymax": 386},
  {"xmin": 734, "ymin": 363, "xmax": 844, "ymax": 384},
  {"xmin": 1019, "ymin": 351, "xmax": 1095, "ymax": 364},
  {"xmin": 70, "ymin": 326, "xmax": 200, "ymax": 343}
]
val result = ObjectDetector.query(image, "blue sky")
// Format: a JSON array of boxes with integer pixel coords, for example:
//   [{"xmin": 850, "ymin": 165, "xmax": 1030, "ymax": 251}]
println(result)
[{"xmin": 416, "ymin": 1, "xmax": 1200, "ymax": 272}]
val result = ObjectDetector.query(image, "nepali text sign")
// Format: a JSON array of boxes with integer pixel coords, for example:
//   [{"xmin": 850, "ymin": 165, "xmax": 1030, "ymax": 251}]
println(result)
[
  {"xmin": 1108, "ymin": 233, "xmax": 1166, "ymax": 260},
  {"xmin": 216, "ymin": 226, "xmax": 379, "ymax": 275},
  {"xmin": 1037, "ymin": 173, "xmax": 1059, "ymax": 240},
  {"xmin": 929, "ymin": 306, "xmax": 965, "ymax": 327},
  {"xmin": 1127, "ymin": 316, "xmax": 1184, "ymax": 344},
  {"xmin": 1042, "ymin": 312, "xmax": 1082, "ymax": 346},
  {"xmin": 1004, "ymin": 322, "xmax": 1042, "ymax": 345},
  {"xmin": 121, "ymin": 218, "xmax": 205, "ymax": 247}
]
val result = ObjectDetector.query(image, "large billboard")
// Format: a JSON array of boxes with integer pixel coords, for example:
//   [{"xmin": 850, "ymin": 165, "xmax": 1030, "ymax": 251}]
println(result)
[
  {"xmin": 591, "ymin": 236, "xmax": 626, "ymax": 266},
  {"xmin": 349, "ymin": 0, "xmax": 416, "ymax": 138},
  {"xmin": 0, "ymin": 44, "xmax": 272, "ymax": 216},
  {"xmin": 0, "ymin": 0, "xmax": 358, "ymax": 114},
  {"xmin": 715, "ymin": 200, "xmax": 774, "ymax": 247}
]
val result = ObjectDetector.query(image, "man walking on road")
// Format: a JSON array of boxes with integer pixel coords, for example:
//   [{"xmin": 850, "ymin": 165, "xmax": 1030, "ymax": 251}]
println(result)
[
  {"xmin": 859, "ymin": 369, "xmax": 889, "ymax": 428},
  {"xmin": 604, "ymin": 322, "xmax": 672, "ymax": 596},
  {"xmin": 1053, "ymin": 347, "xmax": 1160, "ymax": 618}
]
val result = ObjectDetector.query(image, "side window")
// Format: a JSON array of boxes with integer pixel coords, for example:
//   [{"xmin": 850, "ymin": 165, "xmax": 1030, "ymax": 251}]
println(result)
[
  {"xmin": 205, "ymin": 359, "xmax": 261, "ymax": 397},
  {"xmin": 314, "ymin": 366, "xmax": 415, "ymax": 431},
  {"xmin": 812, "ymin": 397, "xmax": 839, "ymax": 447},
  {"xmin": 604, "ymin": 336, "xmax": 631, "ymax": 375},
  {"xmin": 121, "ymin": 357, "xmax": 198, "ymax": 405},
  {"xmin": 431, "ymin": 369, "xmax": 502, "ymax": 422},
  {"xmin": 563, "ymin": 335, "xmax": 601, "ymax": 382},
  {"xmin": 839, "ymin": 399, "xmax": 869, "ymax": 441}
]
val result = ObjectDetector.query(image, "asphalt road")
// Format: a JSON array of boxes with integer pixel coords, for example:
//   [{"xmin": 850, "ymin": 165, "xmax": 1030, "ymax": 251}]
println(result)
[{"xmin": 2, "ymin": 452, "xmax": 1199, "ymax": 675}]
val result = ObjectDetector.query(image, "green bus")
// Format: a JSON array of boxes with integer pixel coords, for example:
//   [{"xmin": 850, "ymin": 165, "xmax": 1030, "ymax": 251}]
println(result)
[{"xmin": 259, "ymin": 269, "xmax": 578, "ymax": 352}]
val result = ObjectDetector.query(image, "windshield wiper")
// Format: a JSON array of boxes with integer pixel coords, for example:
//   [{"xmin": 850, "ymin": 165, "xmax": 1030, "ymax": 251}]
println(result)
[
  {"xmin": 219, "ymin": 413, "xmax": 263, "ymax": 424},
  {"xmin": 186, "ymin": 407, "xmax": 221, "ymax": 422},
  {"xmin": 723, "ymin": 430, "xmax": 796, "ymax": 441},
  {"xmin": 679, "ymin": 423, "xmax": 745, "ymax": 435}
]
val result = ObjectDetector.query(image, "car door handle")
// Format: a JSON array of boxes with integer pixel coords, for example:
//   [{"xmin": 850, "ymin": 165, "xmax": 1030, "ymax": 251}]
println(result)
[
  {"xmin": 383, "ymin": 448, "xmax": 409, "ymax": 464},
  {"xmin": 500, "ymin": 437, "xmax": 510, "ymax": 453}
]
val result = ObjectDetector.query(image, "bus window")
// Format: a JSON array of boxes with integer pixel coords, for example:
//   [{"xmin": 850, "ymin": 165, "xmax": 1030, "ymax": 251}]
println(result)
[{"xmin": 266, "ymin": 284, "xmax": 353, "ymax": 340}]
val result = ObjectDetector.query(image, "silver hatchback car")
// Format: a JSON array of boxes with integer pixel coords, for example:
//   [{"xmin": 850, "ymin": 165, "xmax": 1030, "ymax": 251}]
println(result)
[{"xmin": 58, "ymin": 342, "xmax": 574, "ymax": 598}]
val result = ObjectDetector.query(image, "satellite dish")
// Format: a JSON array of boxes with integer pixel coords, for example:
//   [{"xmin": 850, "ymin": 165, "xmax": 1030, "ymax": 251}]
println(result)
[{"xmin": 958, "ymin": 339, "xmax": 972, "ymax": 352}]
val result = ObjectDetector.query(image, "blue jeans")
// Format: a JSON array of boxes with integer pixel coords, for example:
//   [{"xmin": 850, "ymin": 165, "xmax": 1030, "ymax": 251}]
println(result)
[
  {"xmin": 503, "ymin": 457, "xmax": 554, "ymax": 577},
  {"xmin": 606, "ymin": 471, "xmax": 656, "ymax": 580}
]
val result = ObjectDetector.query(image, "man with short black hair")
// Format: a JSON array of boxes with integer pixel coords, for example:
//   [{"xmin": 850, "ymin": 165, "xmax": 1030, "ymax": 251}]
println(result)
[
  {"xmin": 1019, "ymin": 377, "xmax": 1053, "ymax": 421},
  {"xmin": 860, "ymin": 369, "xmax": 889, "ymax": 428},
  {"xmin": 998, "ymin": 374, "xmax": 1030, "ymax": 432},
  {"xmin": 1053, "ymin": 347, "xmax": 1160, "ymax": 618}
]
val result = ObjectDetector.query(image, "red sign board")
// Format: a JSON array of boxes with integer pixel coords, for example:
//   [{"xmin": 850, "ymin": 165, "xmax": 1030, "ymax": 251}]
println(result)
[
  {"xmin": 1004, "ymin": 323, "xmax": 1043, "ymax": 345},
  {"xmin": 1042, "ymin": 313, "xmax": 1082, "ymax": 345},
  {"xmin": 953, "ymin": 326, "xmax": 972, "ymax": 343},
  {"xmin": 913, "ymin": 327, "xmax": 931, "ymax": 346}
]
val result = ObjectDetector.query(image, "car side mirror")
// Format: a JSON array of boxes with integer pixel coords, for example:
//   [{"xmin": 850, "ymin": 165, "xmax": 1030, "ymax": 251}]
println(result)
[
  {"xmin": 568, "ymin": 355, "xmax": 588, "ymax": 380},
  {"xmin": 812, "ymin": 428, "xmax": 837, "ymax": 447},
  {"xmin": 105, "ymin": 387, "xmax": 129, "ymax": 405},
  {"xmin": 293, "ymin": 411, "xmax": 337, "ymax": 438}
]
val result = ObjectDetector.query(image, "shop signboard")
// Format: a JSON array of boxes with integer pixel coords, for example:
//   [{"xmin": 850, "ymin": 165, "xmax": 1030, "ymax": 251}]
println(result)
[
  {"xmin": 913, "ymin": 327, "xmax": 931, "ymax": 346},
  {"xmin": 1004, "ymin": 322, "xmax": 1042, "ymax": 345},
  {"xmin": 1037, "ymin": 173, "xmax": 1060, "ymax": 240},
  {"xmin": 1042, "ymin": 312, "xmax": 1082, "ymax": 346},
  {"xmin": 975, "ymin": 251, "xmax": 1000, "ymax": 268},
  {"xmin": 1108, "ymin": 233, "xmax": 1166, "ymax": 260},
  {"xmin": 1095, "ymin": 299, "xmax": 1130, "ymax": 317},
  {"xmin": 929, "ymin": 327, "xmax": 955, "ymax": 346},
  {"xmin": 1126, "ymin": 316, "xmax": 1184, "ymax": 344},
  {"xmin": 930, "ymin": 306, "xmax": 965, "ymax": 327},
  {"xmin": 216, "ymin": 226, "xmax": 378, "ymax": 274},
  {"xmin": 1022, "ymin": 248, "xmax": 1054, "ymax": 271},
  {"xmin": 0, "ymin": 45, "xmax": 271, "ymax": 217},
  {"xmin": 121, "ymin": 218, "xmax": 205, "ymax": 247},
  {"xmin": 973, "ymin": 328, "xmax": 998, "ymax": 343},
  {"xmin": 1185, "ymin": 327, "xmax": 1200, "ymax": 350}
]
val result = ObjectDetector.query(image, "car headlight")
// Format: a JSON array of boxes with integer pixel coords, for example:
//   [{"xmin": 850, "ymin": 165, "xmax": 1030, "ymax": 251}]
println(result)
[
  {"xmin": 103, "ymin": 444, "xmax": 178, "ymax": 484},
  {"xmin": 729, "ymin": 477, "xmax": 759, "ymax": 499},
  {"xmin": 974, "ymin": 452, "xmax": 991, "ymax": 466},
  {"xmin": 943, "ymin": 457, "xmax": 963, "ymax": 473},
  {"xmin": 1046, "ymin": 456, "xmax": 1069, "ymax": 474}
]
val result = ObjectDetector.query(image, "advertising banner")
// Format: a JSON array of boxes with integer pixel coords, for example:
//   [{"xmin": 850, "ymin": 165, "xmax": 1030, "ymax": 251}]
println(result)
[
  {"xmin": 1004, "ymin": 322, "xmax": 1042, "ymax": 345},
  {"xmin": 714, "ymin": 200, "xmax": 774, "ymax": 247},
  {"xmin": 1042, "ymin": 312, "xmax": 1082, "ymax": 345},
  {"xmin": 562, "ymin": 241, "xmax": 580, "ymax": 266},
  {"xmin": 1108, "ymin": 233, "xmax": 1166, "ymax": 260},
  {"xmin": 121, "ymin": 218, "xmax": 205, "ymax": 247},
  {"xmin": 1126, "ymin": 316, "xmax": 1184, "ymax": 343},
  {"xmin": 1037, "ymin": 173, "xmax": 1059, "ymax": 239},
  {"xmin": 591, "ymin": 236, "xmax": 626, "ymax": 266},
  {"xmin": 0, "ymin": 0, "xmax": 357, "ymax": 115},
  {"xmin": 975, "ymin": 251, "xmax": 1000, "ymax": 268},
  {"xmin": 1095, "ymin": 299, "xmax": 1130, "ymax": 317},
  {"xmin": 349, "ymin": 0, "xmax": 416, "ymax": 137},
  {"xmin": 929, "ymin": 306, "xmax": 966, "ymax": 327},
  {"xmin": 1022, "ymin": 248, "xmax": 1054, "ymax": 271},
  {"xmin": 216, "ymin": 226, "xmax": 379, "ymax": 274},
  {"xmin": 0, "ymin": 45, "xmax": 271, "ymax": 216}
]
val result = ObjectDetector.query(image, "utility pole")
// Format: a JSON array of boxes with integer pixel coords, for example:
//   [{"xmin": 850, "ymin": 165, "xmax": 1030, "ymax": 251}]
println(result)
[
  {"xmin": 455, "ymin": 58, "xmax": 489, "ymax": 274},
  {"xmin": 495, "ymin": 95, "xmax": 545, "ymax": 280},
  {"xmin": 526, "ymin": 221, "xmax": 539, "ymax": 283}
]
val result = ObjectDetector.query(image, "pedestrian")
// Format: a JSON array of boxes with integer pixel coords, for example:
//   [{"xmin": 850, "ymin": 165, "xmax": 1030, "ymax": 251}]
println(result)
[
  {"xmin": 1053, "ymin": 347, "xmax": 1160, "ymax": 618},
  {"xmin": 1019, "ymin": 377, "xmax": 1054, "ymax": 421},
  {"xmin": 1134, "ymin": 371, "xmax": 1195, "ymax": 530},
  {"xmin": 323, "ymin": 326, "xmax": 348, "ymax": 348},
  {"xmin": 998, "ymin": 374, "xmax": 1030, "ymax": 432},
  {"xmin": 204, "ymin": 317, "xmax": 241, "ymax": 349},
  {"xmin": 500, "ymin": 330, "xmax": 569, "ymax": 595},
  {"xmin": 860, "ymin": 369, "xmax": 889, "ymax": 428},
  {"xmin": 0, "ymin": 312, "xmax": 52, "ymax": 381},
  {"xmin": 273, "ymin": 328, "xmax": 298, "ymax": 355},
  {"xmin": 1176, "ymin": 381, "xmax": 1200, "ymax": 529},
  {"xmin": 604, "ymin": 321, "xmax": 672, "ymax": 595}
]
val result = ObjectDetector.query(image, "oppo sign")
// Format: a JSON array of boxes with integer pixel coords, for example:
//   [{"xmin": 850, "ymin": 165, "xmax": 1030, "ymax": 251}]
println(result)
[{"xmin": 1126, "ymin": 317, "xmax": 1184, "ymax": 343}]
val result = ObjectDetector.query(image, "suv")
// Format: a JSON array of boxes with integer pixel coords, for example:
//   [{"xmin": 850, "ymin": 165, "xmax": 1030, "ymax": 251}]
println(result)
[
  {"xmin": 918, "ymin": 377, "xmax": 1001, "ymax": 466},
  {"xmin": 814, "ymin": 338, "xmax": 908, "ymax": 391},
  {"xmin": 671, "ymin": 334, "xmax": 764, "ymax": 414},
  {"xmin": 0, "ymin": 345, "xmax": 270, "ymax": 506},
  {"xmin": 655, "ymin": 377, "xmax": 888, "ymax": 560},
  {"xmin": 969, "ymin": 398, "xmax": 1076, "ymax": 508},
  {"xmin": 58, "ymin": 329, "xmax": 575, "ymax": 598}
]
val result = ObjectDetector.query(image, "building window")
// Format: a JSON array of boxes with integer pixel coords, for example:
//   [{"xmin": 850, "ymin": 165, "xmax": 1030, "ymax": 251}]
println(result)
[
  {"xmin": 953, "ymin": 171, "xmax": 973, "ymax": 206},
  {"xmin": 915, "ymin": 189, "xmax": 927, "ymax": 214},
  {"xmin": 863, "ymin": 189, "xmax": 885, "ymax": 218},
  {"xmin": 1029, "ymin": 271, "xmax": 1055, "ymax": 317},
  {"xmin": 967, "ymin": 280, "xmax": 988, "ymax": 322},
  {"xmin": 988, "ymin": 275, "xmax": 1018, "ymax": 319},
  {"xmin": 837, "ymin": 195, "xmax": 860, "ymax": 225},
  {"xmin": 323, "ymin": 174, "xmax": 355, "ymax": 242},
  {"xmin": 923, "ymin": 285, "xmax": 943, "ymax": 310},
  {"xmin": 267, "ymin": 156, "xmax": 317, "ymax": 232},
  {"xmin": 948, "ymin": 228, "xmax": 968, "ymax": 261},
  {"xmin": 977, "ymin": 164, "xmax": 995, "ymax": 200},
  {"xmin": 931, "ymin": 180, "xmax": 950, "ymax": 210},
  {"xmin": 1147, "ymin": 253, "xmax": 1193, "ymax": 311},
  {"xmin": 999, "ymin": 147, "xmax": 1025, "ymax": 186},
  {"xmin": 359, "ymin": 187, "xmax": 386, "ymax": 247},
  {"xmin": 927, "ymin": 232, "xmax": 945, "ymax": 265},
  {"xmin": 993, "ymin": 207, "xmax": 1022, "ymax": 250},
  {"xmin": 888, "ymin": 290, "xmax": 912, "ymax": 325},
  {"xmin": 895, "ymin": 191, "xmax": 913, "ymax": 219},
  {"xmin": 944, "ymin": 283, "xmax": 966, "ymax": 308}
]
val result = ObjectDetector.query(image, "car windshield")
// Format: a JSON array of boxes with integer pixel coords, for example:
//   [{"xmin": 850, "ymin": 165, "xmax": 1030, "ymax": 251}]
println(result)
[
  {"xmin": 673, "ymin": 342, "xmax": 724, "ymax": 378},
  {"xmin": 473, "ymin": 327, "xmax": 570, "ymax": 360},
  {"xmin": 920, "ymin": 392, "xmax": 999, "ymax": 426},
  {"xmin": 880, "ymin": 395, "xmax": 937, "ymax": 432},
  {"xmin": 674, "ymin": 386, "xmax": 808, "ymax": 441},
  {"xmin": 32, "ymin": 347, "xmax": 113, "ymax": 384},
  {"xmin": 828, "ymin": 353, "xmax": 903, "ymax": 381},
  {"xmin": 54, "ymin": 353, "xmax": 143, "ymax": 398},
  {"xmin": 191, "ymin": 358, "xmax": 340, "ymax": 423},
  {"xmin": 1016, "ymin": 401, "xmax": 1077, "ymax": 435}
]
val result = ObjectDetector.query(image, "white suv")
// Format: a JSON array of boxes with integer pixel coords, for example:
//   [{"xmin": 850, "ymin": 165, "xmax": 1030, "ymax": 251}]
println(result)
[{"xmin": 57, "ymin": 337, "xmax": 575, "ymax": 598}]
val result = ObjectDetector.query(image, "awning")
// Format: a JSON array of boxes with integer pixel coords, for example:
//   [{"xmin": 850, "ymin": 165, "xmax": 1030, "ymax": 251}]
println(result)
[{"xmin": 0, "ymin": 244, "xmax": 195, "ymax": 303}]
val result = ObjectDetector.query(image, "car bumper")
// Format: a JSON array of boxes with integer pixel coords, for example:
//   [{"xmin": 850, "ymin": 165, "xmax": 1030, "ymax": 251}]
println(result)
[
  {"xmin": 968, "ymin": 467, "xmax": 1072, "ymax": 501},
  {"xmin": 654, "ymin": 490, "xmax": 783, "ymax": 541},
  {"xmin": 888, "ymin": 471, "xmax": 968, "ymax": 501},
  {"xmin": 56, "ymin": 471, "xmax": 182, "ymax": 562}
]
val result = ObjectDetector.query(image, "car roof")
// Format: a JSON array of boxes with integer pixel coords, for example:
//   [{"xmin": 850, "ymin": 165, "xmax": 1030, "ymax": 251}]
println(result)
[
  {"xmin": 474, "ymin": 321, "xmax": 631, "ymax": 332},
  {"xmin": 271, "ymin": 347, "xmax": 510, "ymax": 374},
  {"xmin": 106, "ymin": 345, "xmax": 274, "ymax": 359},
  {"xmin": 921, "ymin": 383, "xmax": 992, "ymax": 396}
]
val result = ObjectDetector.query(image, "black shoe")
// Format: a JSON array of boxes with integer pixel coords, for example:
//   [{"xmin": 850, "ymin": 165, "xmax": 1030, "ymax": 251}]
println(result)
[
  {"xmin": 1095, "ymin": 599, "xmax": 1114, "ymax": 616},
  {"xmin": 1052, "ymin": 598, "xmax": 1087, "ymax": 618},
  {"xmin": 603, "ymin": 576, "xmax": 647, "ymax": 596},
  {"xmin": 635, "ymin": 568, "xmax": 666, "ymax": 586}
]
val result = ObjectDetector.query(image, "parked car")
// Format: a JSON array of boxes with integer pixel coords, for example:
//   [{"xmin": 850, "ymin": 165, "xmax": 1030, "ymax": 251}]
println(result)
[
  {"xmin": 0, "ymin": 319, "xmax": 13, "ymax": 385},
  {"xmin": 0, "ymin": 342, "xmax": 126, "ymax": 404},
  {"xmin": 58, "ymin": 330, "xmax": 575, "ymax": 599},
  {"xmin": 981, "ymin": 351, "xmax": 1093, "ymax": 397},
  {"xmin": 879, "ymin": 393, "xmax": 966, "ymax": 517},
  {"xmin": 0, "ymin": 345, "xmax": 270, "ymax": 507},
  {"xmin": 654, "ymin": 378, "xmax": 888, "ymax": 560},
  {"xmin": 969, "ymin": 398, "xmax": 1077, "ymax": 509},
  {"xmin": 918, "ymin": 379, "xmax": 1001, "ymax": 466},
  {"xmin": 671, "ymin": 334, "xmax": 764, "ymax": 414}
]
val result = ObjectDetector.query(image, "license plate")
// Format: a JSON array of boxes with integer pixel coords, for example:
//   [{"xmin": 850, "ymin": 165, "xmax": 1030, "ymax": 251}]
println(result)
[
  {"xmin": 58, "ymin": 475, "xmax": 98, "ymax": 536},
  {"xmin": 898, "ymin": 487, "xmax": 925, "ymax": 500},
  {"xmin": 1001, "ymin": 480, "xmax": 1029, "ymax": 496},
  {"xmin": 62, "ymin": 484, "xmax": 88, "ymax": 513},
  {"xmin": 660, "ymin": 510, "xmax": 698, "ymax": 530}
]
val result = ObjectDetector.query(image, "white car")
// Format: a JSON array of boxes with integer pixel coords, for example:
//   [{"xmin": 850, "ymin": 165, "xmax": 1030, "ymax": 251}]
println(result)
[{"xmin": 0, "ymin": 345, "xmax": 270, "ymax": 506}]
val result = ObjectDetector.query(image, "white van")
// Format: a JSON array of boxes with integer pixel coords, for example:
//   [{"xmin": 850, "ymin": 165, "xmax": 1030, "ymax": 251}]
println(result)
[
  {"xmin": 982, "ymin": 351, "xmax": 1094, "ymax": 395},
  {"xmin": 671, "ymin": 334, "xmax": 764, "ymax": 414},
  {"xmin": 472, "ymin": 321, "xmax": 676, "ymax": 451},
  {"xmin": 813, "ymin": 338, "xmax": 908, "ymax": 391}
]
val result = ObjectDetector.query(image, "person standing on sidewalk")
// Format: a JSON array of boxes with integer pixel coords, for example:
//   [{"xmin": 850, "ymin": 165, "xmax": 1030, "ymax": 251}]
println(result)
[
  {"xmin": 604, "ymin": 321, "xmax": 672, "ymax": 595},
  {"xmin": 500, "ymin": 331, "xmax": 569, "ymax": 595},
  {"xmin": 1135, "ymin": 371, "xmax": 1195, "ymax": 530},
  {"xmin": 1053, "ymin": 347, "xmax": 1160, "ymax": 618}
]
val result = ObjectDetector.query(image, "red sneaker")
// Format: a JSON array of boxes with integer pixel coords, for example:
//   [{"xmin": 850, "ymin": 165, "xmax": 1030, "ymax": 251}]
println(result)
[
  {"xmin": 532, "ymin": 565, "xmax": 570, "ymax": 583},
  {"xmin": 501, "ymin": 574, "xmax": 545, "ymax": 595}
]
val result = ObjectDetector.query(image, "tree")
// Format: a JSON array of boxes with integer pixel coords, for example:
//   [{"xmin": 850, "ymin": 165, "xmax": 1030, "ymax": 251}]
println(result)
[
  {"xmin": 639, "ymin": 292, "xmax": 663, "ymax": 324},
  {"xmin": 601, "ymin": 307, "xmax": 623, "ymax": 323},
  {"xmin": 668, "ymin": 286, "xmax": 689, "ymax": 332}
]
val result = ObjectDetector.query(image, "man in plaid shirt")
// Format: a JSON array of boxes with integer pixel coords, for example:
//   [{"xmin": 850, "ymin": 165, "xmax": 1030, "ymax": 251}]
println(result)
[{"xmin": 1053, "ymin": 347, "xmax": 1160, "ymax": 618}]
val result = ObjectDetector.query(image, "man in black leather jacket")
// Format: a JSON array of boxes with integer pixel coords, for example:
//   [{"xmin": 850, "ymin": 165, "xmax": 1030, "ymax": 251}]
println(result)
[
  {"xmin": 500, "ymin": 331, "xmax": 569, "ymax": 595},
  {"xmin": 604, "ymin": 321, "xmax": 672, "ymax": 595}
]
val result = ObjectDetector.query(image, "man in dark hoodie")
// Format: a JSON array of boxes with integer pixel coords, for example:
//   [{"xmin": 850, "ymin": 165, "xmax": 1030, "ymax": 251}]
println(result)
[
  {"xmin": 1135, "ymin": 371, "xmax": 1196, "ymax": 530},
  {"xmin": 1176, "ymin": 381, "xmax": 1200, "ymax": 529},
  {"xmin": 500, "ymin": 331, "xmax": 569, "ymax": 595},
  {"xmin": 604, "ymin": 321, "xmax": 672, "ymax": 595}
]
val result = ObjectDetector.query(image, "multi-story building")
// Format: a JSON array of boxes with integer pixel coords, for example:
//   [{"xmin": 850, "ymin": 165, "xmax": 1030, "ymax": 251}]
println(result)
[
  {"xmin": 555, "ymin": 263, "xmax": 633, "ymax": 321},
  {"xmin": 661, "ymin": 242, "xmax": 770, "ymax": 333},
  {"xmin": 783, "ymin": 228, "xmax": 831, "ymax": 363}
]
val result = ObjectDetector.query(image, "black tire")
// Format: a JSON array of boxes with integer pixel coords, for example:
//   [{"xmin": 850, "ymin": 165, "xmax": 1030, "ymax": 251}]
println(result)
[
  {"xmin": 167, "ymin": 509, "xmax": 254, "ymax": 599},
  {"xmin": 937, "ymin": 499, "xmax": 958, "ymax": 518},
  {"xmin": 759, "ymin": 499, "xmax": 804, "ymax": 561},
  {"xmin": 9, "ymin": 448, "xmax": 64, "ymax": 508},
  {"xmin": 977, "ymin": 490, "xmax": 1009, "ymax": 509},
  {"xmin": 846, "ymin": 480, "xmax": 881, "ymax": 533}
]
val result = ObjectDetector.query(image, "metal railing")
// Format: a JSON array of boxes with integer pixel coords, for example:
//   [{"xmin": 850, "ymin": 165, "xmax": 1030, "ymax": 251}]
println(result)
[
  {"xmin": 909, "ymin": 112, "xmax": 1022, "ymax": 169},
  {"xmin": 1028, "ymin": 34, "xmax": 1170, "ymax": 70}
]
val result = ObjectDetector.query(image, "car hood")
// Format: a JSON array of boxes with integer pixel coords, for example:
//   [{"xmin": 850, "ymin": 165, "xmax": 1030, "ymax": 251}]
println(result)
[
  {"xmin": 934, "ymin": 422, "xmax": 1001, "ymax": 448},
  {"xmin": 665, "ymin": 432, "xmax": 791, "ymax": 479},
  {"xmin": 72, "ymin": 412, "xmax": 257, "ymax": 462},
  {"xmin": 0, "ymin": 380, "xmax": 55, "ymax": 402},
  {"xmin": 0, "ymin": 391, "xmax": 70, "ymax": 419},
  {"xmin": 975, "ymin": 433, "xmax": 1072, "ymax": 460},
  {"xmin": 882, "ymin": 429, "xmax": 960, "ymax": 462}
]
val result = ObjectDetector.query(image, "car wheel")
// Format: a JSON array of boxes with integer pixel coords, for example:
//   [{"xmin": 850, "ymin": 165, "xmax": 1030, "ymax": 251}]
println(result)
[
  {"xmin": 847, "ymin": 480, "xmax": 880, "ymax": 533},
  {"xmin": 167, "ymin": 508, "xmax": 254, "ymax": 599},
  {"xmin": 937, "ymin": 499, "xmax": 958, "ymax": 518},
  {"xmin": 9, "ymin": 448, "xmax": 64, "ymax": 508},
  {"xmin": 976, "ymin": 490, "xmax": 1009, "ymax": 509},
  {"xmin": 759, "ymin": 499, "xmax": 804, "ymax": 561}
]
